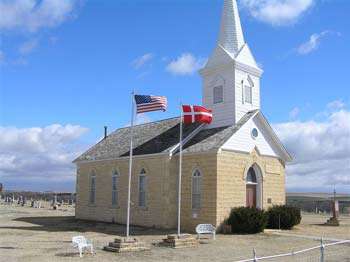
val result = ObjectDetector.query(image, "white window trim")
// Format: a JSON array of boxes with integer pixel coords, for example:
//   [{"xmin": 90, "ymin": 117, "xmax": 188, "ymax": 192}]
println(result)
[
  {"xmin": 241, "ymin": 80, "xmax": 245, "ymax": 104},
  {"xmin": 244, "ymin": 85, "xmax": 253, "ymax": 104},
  {"xmin": 213, "ymin": 85, "xmax": 224, "ymax": 104}
]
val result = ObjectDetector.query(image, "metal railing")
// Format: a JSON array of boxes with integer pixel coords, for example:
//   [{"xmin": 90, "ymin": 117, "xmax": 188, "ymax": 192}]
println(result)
[{"xmin": 235, "ymin": 239, "xmax": 350, "ymax": 262}]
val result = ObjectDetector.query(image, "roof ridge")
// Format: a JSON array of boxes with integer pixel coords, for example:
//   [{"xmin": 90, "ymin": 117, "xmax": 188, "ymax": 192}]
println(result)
[{"xmin": 110, "ymin": 116, "xmax": 180, "ymax": 133}]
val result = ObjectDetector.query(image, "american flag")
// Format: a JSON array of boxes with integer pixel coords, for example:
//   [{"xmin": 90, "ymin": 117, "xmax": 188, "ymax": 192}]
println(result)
[{"xmin": 134, "ymin": 95, "xmax": 168, "ymax": 114}]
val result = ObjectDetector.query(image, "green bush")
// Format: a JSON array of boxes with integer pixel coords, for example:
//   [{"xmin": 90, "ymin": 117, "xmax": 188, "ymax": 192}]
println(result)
[
  {"xmin": 227, "ymin": 207, "xmax": 268, "ymax": 234},
  {"xmin": 266, "ymin": 205, "xmax": 301, "ymax": 230}
]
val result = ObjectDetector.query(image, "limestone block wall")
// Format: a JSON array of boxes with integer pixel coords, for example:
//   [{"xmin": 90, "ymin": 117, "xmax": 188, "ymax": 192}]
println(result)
[
  {"xmin": 75, "ymin": 149, "xmax": 285, "ymax": 232},
  {"xmin": 75, "ymin": 155, "xmax": 178, "ymax": 229},
  {"xmin": 174, "ymin": 152, "xmax": 218, "ymax": 232},
  {"xmin": 216, "ymin": 150, "xmax": 285, "ymax": 228}
]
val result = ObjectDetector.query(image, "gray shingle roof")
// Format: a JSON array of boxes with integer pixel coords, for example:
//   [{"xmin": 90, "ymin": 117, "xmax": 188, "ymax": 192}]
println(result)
[{"xmin": 74, "ymin": 111, "xmax": 258, "ymax": 162}]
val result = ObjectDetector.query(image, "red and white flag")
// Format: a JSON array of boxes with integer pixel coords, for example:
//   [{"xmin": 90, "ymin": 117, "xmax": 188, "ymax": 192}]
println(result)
[{"xmin": 182, "ymin": 105, "xmax": 213, "ymax": 125}]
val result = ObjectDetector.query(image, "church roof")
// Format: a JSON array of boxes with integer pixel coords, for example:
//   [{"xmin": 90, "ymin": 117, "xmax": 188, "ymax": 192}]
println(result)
[{"xmin": 74, "ymin": 110, "xmax": 258, "ymax": 163}]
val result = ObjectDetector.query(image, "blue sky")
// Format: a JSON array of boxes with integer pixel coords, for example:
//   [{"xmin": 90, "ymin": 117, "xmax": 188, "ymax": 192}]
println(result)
[{"xmin": 0, "ymin": 0, "xmax": 349, "ymax": 193}]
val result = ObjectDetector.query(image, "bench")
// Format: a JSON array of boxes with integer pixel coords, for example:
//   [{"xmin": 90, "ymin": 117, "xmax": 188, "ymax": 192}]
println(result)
[
  {"xmin": 72, "ymin": 236, "xmax": 94, "ymax": 257},
  {"xmin": 195, "ymin": 224, "xmax": 216, "ymax": 240}
]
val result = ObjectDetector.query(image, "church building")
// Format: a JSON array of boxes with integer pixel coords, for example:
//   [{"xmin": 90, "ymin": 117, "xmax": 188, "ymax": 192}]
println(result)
[{"xmin": 74, "ymin": 0, "xmax": 292, "ymax": 232}]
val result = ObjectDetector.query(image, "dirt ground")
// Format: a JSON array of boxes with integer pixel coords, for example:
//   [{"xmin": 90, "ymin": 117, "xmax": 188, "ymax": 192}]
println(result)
[{"xmin": 0, "ymin": 203, "xmax": 349, "ymax": 262}]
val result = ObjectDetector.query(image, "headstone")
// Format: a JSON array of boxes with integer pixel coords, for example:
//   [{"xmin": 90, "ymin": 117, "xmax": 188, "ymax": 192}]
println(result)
[
  {"xmin": 333, "ymin": 200, "xmax": 340, "ymax": 218},
  {"xmin": 325, "ymin": 200, "xmax": 340, "ymax": 226}
]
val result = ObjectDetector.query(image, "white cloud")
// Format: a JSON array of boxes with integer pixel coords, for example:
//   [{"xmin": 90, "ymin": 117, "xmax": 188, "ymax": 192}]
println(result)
[
  {"xmin": 0, "ymin": 0, "xmax": 81, "ymax": 32},
  {"xmin": 289, "ymin": 107, "xmax": 300, "ymax": 119},
  {"xmin": 327, "ymin": 100, "xmax": 345, "ymax": 111},
  {"xmin": 18, "ymin": 39, "xmax": 39, "ymax": 55},
  {"xmin": 132, "ymin": 53, "xmax": 154, "ymax": 69},
  {"xmin": 274, "ymin": 103, "xmax": 350, "ymax": 192},
  {"xmin": 0, "ymin": 124, "xmax": 88, "ymax": 186},
  {"xmin": 135, "ymin": 114, "xmax": 152, "ymax": 125},
  {"xmin": 240, "ymin": 0, "xmax": 314, "ymax": 26},
  {"xmin": 166, "ymin": 53, "xmax": 206, "ymax": 76},
  {"xmin": 124, "ymin": 114, "xmax": 152, "ymax": 127},
  {"xmin": 296, "ymin": 31, "xmax": 339, "ymax": 55}
]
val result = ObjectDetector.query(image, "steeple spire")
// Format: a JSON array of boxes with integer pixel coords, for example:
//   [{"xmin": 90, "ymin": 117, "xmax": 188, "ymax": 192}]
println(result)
[
  {"xmin": 200, "ymin": 0, "xmax": 262, "ymax": 128},
  {"xmin": 218, "ymin": 0, "xmax": 245, "ymax": 55}
]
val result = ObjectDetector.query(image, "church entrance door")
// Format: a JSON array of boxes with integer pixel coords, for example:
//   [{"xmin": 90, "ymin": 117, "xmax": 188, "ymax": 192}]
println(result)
[{"xmin": 246, "ymin": 184, "xmax": 257, "ymax": 208}]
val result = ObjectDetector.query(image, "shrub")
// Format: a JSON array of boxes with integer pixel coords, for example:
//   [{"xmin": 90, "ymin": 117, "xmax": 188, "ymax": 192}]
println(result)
[
  {"xmin": 266, "ymin": 205, "xmax": 301, "ymax": 230},
  {"xmin": 227, "ymin": 207, "xmax": 268, "ymax": 234}
]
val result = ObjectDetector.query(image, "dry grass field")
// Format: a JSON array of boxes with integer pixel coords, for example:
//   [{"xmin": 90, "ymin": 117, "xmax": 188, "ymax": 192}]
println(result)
[{"xmin": 0, "ymin": 203, "xmax": 349, "ymax": 262}]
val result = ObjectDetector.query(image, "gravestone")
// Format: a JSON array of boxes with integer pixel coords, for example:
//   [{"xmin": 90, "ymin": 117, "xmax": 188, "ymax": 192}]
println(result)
[{"xmin": 325, "ymin": 200, "xmax": 340, "ymax": 226}]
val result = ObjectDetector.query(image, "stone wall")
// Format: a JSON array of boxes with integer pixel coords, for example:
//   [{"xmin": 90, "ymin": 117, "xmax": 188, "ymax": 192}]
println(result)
[
  {"xmin": 75, "ymin": 149, "xmax": 285, "ymax": 232},
  {"xmin": 75, "ymin": 151, "xmax": 218, "ymax": 232},
  {"xmin": 75, "ymin": 155, "xmax": 178, "ymax": 229},
  {"xmin": 216, "ymin": 149, "xmax": 285, "ymax": 228},
  {"xmin": 175, "ymin": 152, "xmax": 218, "ymax": 232}
]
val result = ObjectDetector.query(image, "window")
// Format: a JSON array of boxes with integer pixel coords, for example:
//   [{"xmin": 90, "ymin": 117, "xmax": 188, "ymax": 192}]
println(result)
[
  {"xmin": 213, "ymin": 86, "xmax": 223, "ymax": 104},
  {"xmin": 89, "ymin": 172, "xmax": 96, "ymax": 204},
  {"xmin": 244, "ymin": 85, "xmax": 252, "ymax": 104},
  {"xmin": 246, "ymin": 167, "xmax": 257, "ymax": 184},
  {"xmin": 138, "ymin": 169, "xmax": 147, "ymax": 207},
  {"xmin": 112, "ymin": 170, "xmax": 119, "ymax": 206},
  {"xmin": 192, "ymin": 169, "xmax": 202, "ymax": 210},
  {"xmin": 251, "ymin": 128, "xmax": 259, "ymax": 139}
]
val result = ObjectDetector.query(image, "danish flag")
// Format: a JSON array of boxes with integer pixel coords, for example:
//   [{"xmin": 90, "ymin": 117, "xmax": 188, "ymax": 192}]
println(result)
[{"xmin": 182, "ymin": 105, "xmax": 213, "ymax": 125}]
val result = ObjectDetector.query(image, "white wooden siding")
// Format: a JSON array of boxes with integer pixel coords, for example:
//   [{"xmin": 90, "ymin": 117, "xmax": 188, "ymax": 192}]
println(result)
[
  {"xmin": 202, "ymin": 67, "xmax": 237, "ymax": 128},
  {"xmin": 235, "ymin": 69, "xmax": 260, "ymax": 123},
  {"xmin": 235, "ymin": 44, "xmax": 259, "ymax": 69},
  {"xmin": 221, "ymin": 115, "xmax": 279, "ymax": 158}
]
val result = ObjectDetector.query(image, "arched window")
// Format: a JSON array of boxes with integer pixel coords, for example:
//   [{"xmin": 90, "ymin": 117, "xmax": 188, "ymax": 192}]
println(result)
[
  {"xmin": 243, "ymin": 75, "xmax": 254, "ymax": 104},
  {"xmin": 246, "ymin": 167, "xmax": 257, "ymax": 184},
  {"xmin": 192, "ymin": 169, "xmax": 202, "ymax": 210},
  {"xmin": 112, "ymin": 170, "xmax": 119, "ymax": 206},
  {"xmin": 89, "ymin": 171, "xmax": 96, "ymax": 204},
  {"xmin": 244, "ymin": 85, "xmax": 252, "ymax": 104},
  {"xmin": 213, "ymin": 86, "xmax": 223, "ymax": 104},
  {"xmin": 212, "ymin": 75, "xmax": 225, "ymax": 104},
  {"xmin": 138, "ymin": 169, "xmax": 147, "ymax": 207}
]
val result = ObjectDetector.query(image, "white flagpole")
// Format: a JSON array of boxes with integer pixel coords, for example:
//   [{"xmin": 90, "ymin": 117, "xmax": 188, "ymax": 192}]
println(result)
[
  {"xmin": 177, "ymin": 104, "xmax": 183, "ymax": 236},
  {"xmin": 126, "ymin": 91, "xmax": 135, "ymax": 238}
]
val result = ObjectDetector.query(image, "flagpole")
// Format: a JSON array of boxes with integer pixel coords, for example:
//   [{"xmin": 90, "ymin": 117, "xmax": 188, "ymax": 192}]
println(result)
[
  {"xmin": 126, "ymin": 91, "xmax": 135, "ymax": 238},
  {"xmin": 177, "ymin": 104, "xmax": 183, "ymax": 237}
]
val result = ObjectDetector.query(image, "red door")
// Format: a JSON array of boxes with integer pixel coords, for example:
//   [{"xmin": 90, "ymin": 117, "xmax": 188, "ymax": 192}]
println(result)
[{"xmin": 246, "ymin": 185, "xmax": 257, "ymax": 208}]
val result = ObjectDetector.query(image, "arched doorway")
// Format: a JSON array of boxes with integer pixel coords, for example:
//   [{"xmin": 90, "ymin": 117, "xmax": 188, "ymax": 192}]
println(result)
[{"xmin": 245, "ymin": 165, "xmax": 263, "ymax": 208}]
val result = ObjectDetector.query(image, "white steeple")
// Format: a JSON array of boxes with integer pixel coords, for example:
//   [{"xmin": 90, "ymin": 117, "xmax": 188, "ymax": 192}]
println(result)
[
  {"xmin": 200, "ymin": 0, "xmax": 263, "ymax": 128},
  {"xmin": 218, "ymin": 0, "xmax": 245, "ymax": 55}
]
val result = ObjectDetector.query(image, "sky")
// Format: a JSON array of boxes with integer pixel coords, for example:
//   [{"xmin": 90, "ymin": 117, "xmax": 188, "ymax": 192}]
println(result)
[{"xmin": 0, "ymin": 0, "xmax": 349, "ymax": 193}]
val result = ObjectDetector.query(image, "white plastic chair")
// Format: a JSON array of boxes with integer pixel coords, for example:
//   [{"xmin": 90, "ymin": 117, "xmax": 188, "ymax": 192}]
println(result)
[
  {"xmin": 195, "ymin": 224, "xmax": 216, "ymax": 240},
  {"xmin": 72, "ymin": 236, "xmax": 94, "ymax": 257}
]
